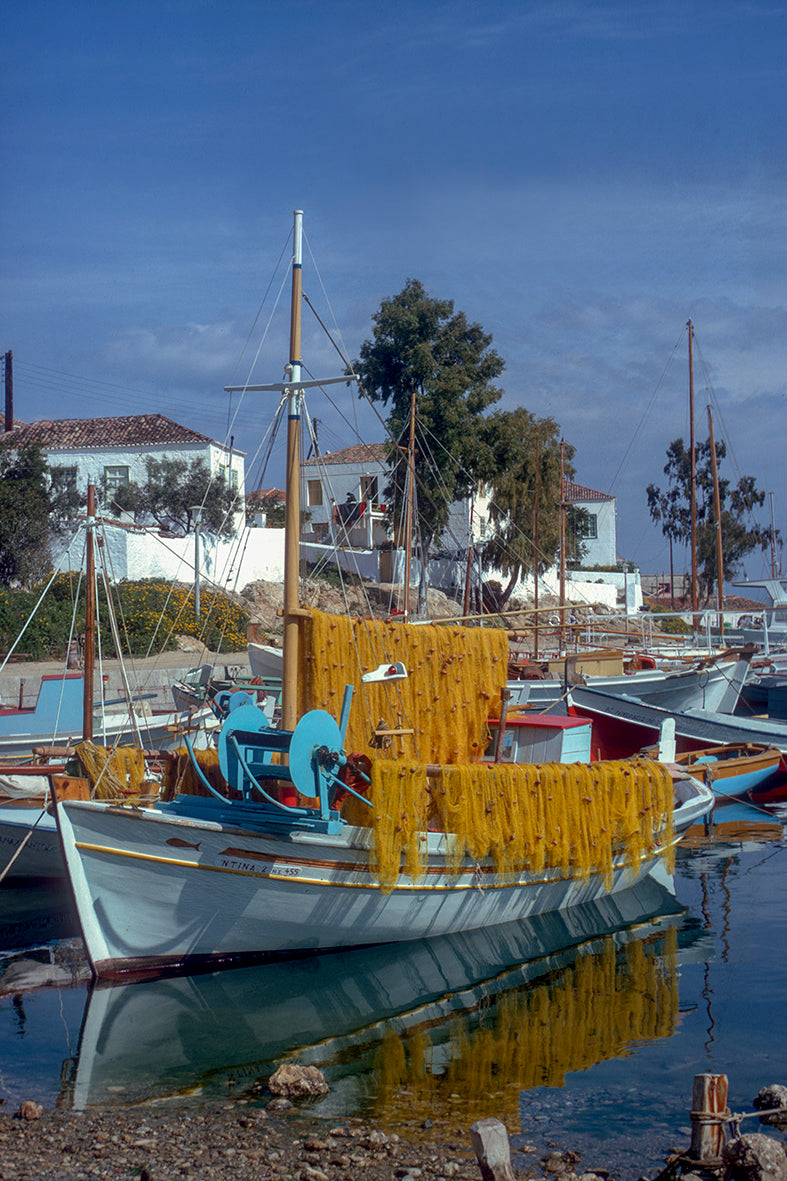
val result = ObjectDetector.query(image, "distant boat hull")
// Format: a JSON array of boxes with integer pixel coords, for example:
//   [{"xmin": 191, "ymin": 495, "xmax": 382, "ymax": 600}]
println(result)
[
  {"xmin": 0, "ymin": 803, "xmax": 61, "ymax": 879},
  {"xmin": 660, "ymin": 744, "xmax": 783, "ymax": 800},
  {"xmin": 511, "ymin": 654, "xmax": 752, "ymax": 715},
  {"xmin": 568, "ymin": 685, "xmax": 787, "ymax": 758}
]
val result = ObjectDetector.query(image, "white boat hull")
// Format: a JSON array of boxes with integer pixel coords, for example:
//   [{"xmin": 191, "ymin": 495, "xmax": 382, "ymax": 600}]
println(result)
[
  {"xmin": 57, "ymin": 780, "xmax": 709, "ymax": 980},
  {"xmin": 0, "ymin": 805, "xmax": 60, "ymax": 879}
]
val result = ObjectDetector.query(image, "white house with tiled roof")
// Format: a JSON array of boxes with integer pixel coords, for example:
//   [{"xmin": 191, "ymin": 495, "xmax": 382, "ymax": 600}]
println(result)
[
  {"xmin": 302, "ymin": 442, "xmax": 389, "ymax": 549},
  {"xmin": 1, "ymin": 413, "xmax": 245, "ymax": 509},
  {"xmin": 564, "ymin": 479, "xmax": 617, "ymax": 567}
]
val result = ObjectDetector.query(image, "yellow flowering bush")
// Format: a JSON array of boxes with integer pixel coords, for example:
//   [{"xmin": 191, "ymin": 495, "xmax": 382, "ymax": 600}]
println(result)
[{"xmin": 1, "ymin": 576, "xmax": 250, "ymax": 659}]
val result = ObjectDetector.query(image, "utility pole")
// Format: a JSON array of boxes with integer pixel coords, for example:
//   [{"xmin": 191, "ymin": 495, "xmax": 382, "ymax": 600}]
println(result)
[
  {"xmin": 3, "ymin": 350, "xmax": 12, "ymax": 433},
  {"xmin": 189, "ymin": 506, "xmax": 203, "ymax": 619}
]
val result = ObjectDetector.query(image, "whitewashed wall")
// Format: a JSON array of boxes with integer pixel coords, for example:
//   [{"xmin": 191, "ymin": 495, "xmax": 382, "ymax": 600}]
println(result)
[
  {"xmin": 51, "ymin": 521, "xmax": 636, "ymax": 612},
  {"xmin": 573, "ymin": 497, "xmax": 617, "ymax": 566},
  {"xmin": 48, "ymin": 441, "xmax": 245, "ymax": 501},
  {"xmin": 53, "ymin": 522, "xmax": 285, "ymax": 591}
]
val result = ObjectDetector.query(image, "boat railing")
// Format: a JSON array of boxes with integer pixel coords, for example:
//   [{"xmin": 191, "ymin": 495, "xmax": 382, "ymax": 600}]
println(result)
[{"xmin": 563, "ymin": 608, "xmax": 761, "ymax": 659}]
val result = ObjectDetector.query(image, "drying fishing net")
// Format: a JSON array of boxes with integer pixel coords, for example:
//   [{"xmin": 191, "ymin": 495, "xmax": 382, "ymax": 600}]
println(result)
[
  {"xmin": 299, "ymin": 608, "xmax": 508, "ymax": 763},
  {"xmin": 366, "ymin": 756, "xmax": 674, "ymax": 891},
  {"xmin": 75, "ymin": 740, "xmax": 150, "ymax": 801}
]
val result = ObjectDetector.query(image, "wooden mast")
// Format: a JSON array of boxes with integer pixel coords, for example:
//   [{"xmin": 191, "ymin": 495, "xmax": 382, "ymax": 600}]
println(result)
[
  {"xmin": 462, "ymin": 500, "xmax": 474, "ymax": 616},
  {"xmin": 707, "ymin": 403, "xmax": 725, "ymax": 630},
  {"xmin": 281, "ymin": 210, "xmax": 304, "ymax": 732},
  {"xmin": 559, "ymin": 438, "xmax": 566, "ymax": 649},
  {"xmin": 533, "ymin": 430, "xmax": 540, "ymax": 660},
  {"xmin": 688, "ymin": 320, "xmax": 699, "ymax": 627},
  {"xmin": 224, "ymin": 211, "xmax": 356, "ymax": 729},
  {"xmin": 82, "ymin": 483, "xmax": 95, "ymax": 742},
  {"xmin": 403, "ymin": 386, "xmax": 417, "ymax": 622}
]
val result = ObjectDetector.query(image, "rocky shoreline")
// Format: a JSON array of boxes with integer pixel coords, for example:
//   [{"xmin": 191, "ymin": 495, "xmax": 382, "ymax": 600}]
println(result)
[{"xmin": 0, "ymin": 1100, "xmax": 613, "ymax": 1181}]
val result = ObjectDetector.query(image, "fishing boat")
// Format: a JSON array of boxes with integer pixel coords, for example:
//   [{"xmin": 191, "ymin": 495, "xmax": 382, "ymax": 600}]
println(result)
[
  {"xmin": 566, "ymin": 684, "xmax": 787, "ymax": 758},
  {"xmin": 510, "ymin": 648, "xmax": 753, "ymax": 715},
  {"xmin": 55, "ymin": 211, "xmax": 714, "ymax": 981},
  {"xmin": 644, "ymin": 743, "xmax": 783, "ymax": 801},
  {"xmin": 0, "ymin": 670, "xmax": 214, "ymax": 761}
]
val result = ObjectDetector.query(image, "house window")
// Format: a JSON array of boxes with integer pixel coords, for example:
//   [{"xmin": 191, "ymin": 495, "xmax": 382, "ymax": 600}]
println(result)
[
  {"xmin": 219, "ymin": 464, "xmax": 239, "ymax": 491},
  {"xmin": 307, "ymin": 480, "xmax": 323, "ymax": 506},
  {"xmin": 51, "ymin": 466, "xmax": 78, "ymax": 493},
  {"xmin": 577, "ymin": 512, "xmax": 598, "ymax": 539},
  {"xmin": 360, "ymin": 475, "xmax": 378, "ymax": 505},
  {"xmin": 104, "ymin": 465, "xmax": 130, "ymax": 497}
]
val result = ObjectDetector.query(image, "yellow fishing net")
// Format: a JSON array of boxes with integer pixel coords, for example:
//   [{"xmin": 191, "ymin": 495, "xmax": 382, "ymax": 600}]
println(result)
[
  {"xmin": 299, "ymin": 608, "xmax": 508, "ymax": 763},
  {"xmin": 162, "ymin": 746, "xmax": 231, "ymax": 801},
  {"xmin": 371, "ymin": 927, "xmax": 678, "ymax": 1126},
  {"xmin": 366, "ymin": 756, "xmax": 674, "ymax": 891},
  {"xmin": 75, "ymin": 740, "xmax": 149, "ymax": 801}
]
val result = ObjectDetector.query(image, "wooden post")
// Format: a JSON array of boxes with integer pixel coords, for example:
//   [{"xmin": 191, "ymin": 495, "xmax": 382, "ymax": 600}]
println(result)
[
  {"xmin": 689, "ymin": 1072, "xmax": 729, "ymax": 1161},
  {"xmin": 493, "ymin": 688, "xmax": 511, "ymax": 763}
]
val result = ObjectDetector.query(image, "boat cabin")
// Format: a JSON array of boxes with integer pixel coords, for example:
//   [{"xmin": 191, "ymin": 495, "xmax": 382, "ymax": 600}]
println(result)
[{"xmin": 485, "ymin": 713, "xmax": 593, "ymax": 764}]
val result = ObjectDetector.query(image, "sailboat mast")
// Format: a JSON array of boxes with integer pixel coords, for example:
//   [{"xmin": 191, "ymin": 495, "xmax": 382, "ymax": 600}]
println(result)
[
  {"xmin": 83, "ymin": 483, "xmax": 95, "ymax": 742},
  {"xmin": 688, "ymin": 320, "xmax": 699, "ymax": 624},
  {"xmin": 533, "ymin": 430, "xmax": 540, "ymax": 660},
  {"xmin": 282, "ymin": 210, "xmax": 304, "ymax": 732},
  {"xmin": 707, "ymin": 403, "xmax": 724, "ymax": 630},
  {"xmin": 403, "ymin": 385, "xmax": 417, "ymax": 623},
  {"xmin": 559, "ymin": 438, "xmax": 566, "ymax": 650}
]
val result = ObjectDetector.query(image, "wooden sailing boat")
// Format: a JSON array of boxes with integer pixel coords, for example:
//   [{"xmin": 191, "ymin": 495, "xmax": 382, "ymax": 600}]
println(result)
[{"xmin": 55, "ymin": 211, "xmax": 713, "ymax": 981}]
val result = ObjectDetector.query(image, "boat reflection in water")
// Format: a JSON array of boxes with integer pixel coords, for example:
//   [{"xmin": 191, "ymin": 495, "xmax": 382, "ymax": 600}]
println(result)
[
  {"xmin": 62, "ymin": 875, "xmax": 688, "ymax": 1124},
  {"xmin": 0, "ymin": 878, "xmax": 79, "ymax": 952}
]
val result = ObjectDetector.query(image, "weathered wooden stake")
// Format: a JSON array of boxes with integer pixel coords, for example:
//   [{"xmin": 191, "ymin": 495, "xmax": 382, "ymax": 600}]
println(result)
[
  {"xmin": 689, "ymin": 1072, "xmax": 729, "ymax": 1161},
  {"xmin": 470, "ymin": 1117, "xmax": 516, "ymax": 1181}
]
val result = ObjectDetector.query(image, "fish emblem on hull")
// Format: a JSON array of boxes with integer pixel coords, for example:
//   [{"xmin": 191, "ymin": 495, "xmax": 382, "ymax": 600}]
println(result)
[{"xmin": 166, "ymin": 837, "xmax": 202, "ymax": 850}]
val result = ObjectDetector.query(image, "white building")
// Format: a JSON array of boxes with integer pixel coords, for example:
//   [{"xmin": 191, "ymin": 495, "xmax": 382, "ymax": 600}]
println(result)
[
  {"xmin": 564, "ymin": 480, "xmax": 617, "ymax": 568},
  {"xmin": 301, "ymin": 442, "xmax": 493, "ymax": 554},
  {"xmin": 2, "ymin": 413, "xmax": 245, "ymax": 516},
  {"xmin": 301, "ymin": 443, "xmax": 389, "ymax": 549}
]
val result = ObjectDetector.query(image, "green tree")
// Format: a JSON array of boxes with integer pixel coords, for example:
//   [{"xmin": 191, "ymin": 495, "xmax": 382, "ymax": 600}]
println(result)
[
  {"xmin": 0, "ymin": 441, "xmax": 51, "ymax": 586},
  {"xmin": 478, "ymin": 410, "xmax": 584, "ymax": 606},
  {"xmin": 647, "ymin": 437, "xmax": 773, "ymax": 600},
  {"xmin": 48, "ymin": 465, "xmax": 87, "ymax": 536},
  {"xmin": 354, "ymin": 279, "xmax": 505, "ymax": 577},
  {"xmin": 109, "ymin": 457, "xmax": 238, "ymax": 538},
  {"xmin": 247, "ymin": 490, "xmax": 286, "ymax": 528}
]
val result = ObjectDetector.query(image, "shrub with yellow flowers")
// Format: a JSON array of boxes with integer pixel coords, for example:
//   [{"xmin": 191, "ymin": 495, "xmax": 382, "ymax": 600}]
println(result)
[{"xmin": 0, "ymin": 576, "xmax": 250, "ymax": 659}]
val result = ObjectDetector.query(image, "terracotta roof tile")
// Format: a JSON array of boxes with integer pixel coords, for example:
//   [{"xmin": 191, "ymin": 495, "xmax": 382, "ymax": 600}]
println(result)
[
  {"xmin": 563, "ymin": 479, "xmax": 615, "ymax": 503},
  {"xmin": 246, "ymin": 487, "xmax": 286, "ymax": 503},
  {"xmin": 0, "ymin": 414, "xmax": 217, "ymax": 450},
  {"xmin": 302, "ymin": 442, "xmax": 387, "ymax": 467}
]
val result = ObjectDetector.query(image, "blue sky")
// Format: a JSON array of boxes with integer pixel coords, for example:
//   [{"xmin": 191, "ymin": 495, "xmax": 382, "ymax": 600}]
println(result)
[{"xmin": 2, "ymin": 0, "xmax": 785, "ymax": 579}]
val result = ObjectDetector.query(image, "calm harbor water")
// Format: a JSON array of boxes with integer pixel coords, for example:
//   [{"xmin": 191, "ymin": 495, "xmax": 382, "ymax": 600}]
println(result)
[{"xmin": 1, "ymin": 799, "xmax": 786, "ymax": 1179}]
